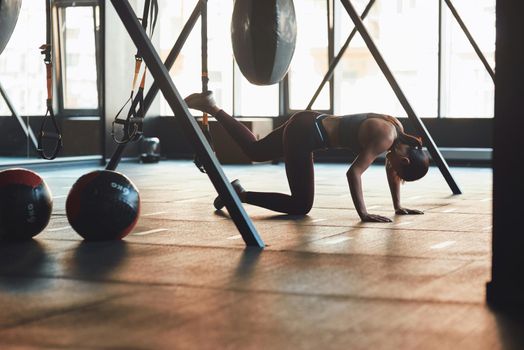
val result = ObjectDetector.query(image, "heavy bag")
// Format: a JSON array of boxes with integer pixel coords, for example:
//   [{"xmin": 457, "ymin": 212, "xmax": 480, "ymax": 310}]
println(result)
[
  {"xmin": 231, "ymin": 0, "xmax": 297, "ymax": 86},
  {"xmin": 0, "ymin": 0, "xmax": 22, "ymax": 56}
]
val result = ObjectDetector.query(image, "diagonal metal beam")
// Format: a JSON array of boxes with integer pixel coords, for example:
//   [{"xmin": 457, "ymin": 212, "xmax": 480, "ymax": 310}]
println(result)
[
  {"xmin": 339, "ymin": 0, "xmax": 461, "ymax": 194},
  {"xmin": 443, "ymin": 0, "xmax": 495, "ymax": 83},
  {"xmin": 110, "ymin": 0, "xmax": 265, "ymax": 247},
  {"xmin": 0, "ymin": 81, "xmax": 39, "ymax": 149}
]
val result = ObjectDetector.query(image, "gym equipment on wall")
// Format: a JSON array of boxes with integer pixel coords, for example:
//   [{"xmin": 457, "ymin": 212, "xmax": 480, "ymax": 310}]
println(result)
[
  {"xmin": 0, "ymin": 0, "xmax": 22, "ymax": 56},
  {"xmin": 231, "ymin": 0, "xmax": 297, "ymax": 86},
  {"xmin": 105, "ymin": 0, "xmax": 204, "ymax": 172},
  {"xmin": 111, "ymin": 0, "xmax": 158, "ymax": 145},
  {"xmin": 66, "ymin": 170, "xmax": 140, "ymax": 241},
  {"xmin": 0, "ymin": 168, "xmax": 53, "ymax": 241},
  {"xmin": 37, "ymin": 0, "xmax": 63, "ymax": 160},
  {"xmin": 111, "ymin": 0, "xmax": 264, "ymax": 247}
]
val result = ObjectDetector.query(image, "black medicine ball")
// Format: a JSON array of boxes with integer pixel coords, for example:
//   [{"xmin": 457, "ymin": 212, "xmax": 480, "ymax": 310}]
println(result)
[
  {"xmin": 0, "ymin": 168, "xmax": 53, "ymax": 241},
  {"xmin": 66, "ymin": 170, "xmax": 140, "ymax": 241}
]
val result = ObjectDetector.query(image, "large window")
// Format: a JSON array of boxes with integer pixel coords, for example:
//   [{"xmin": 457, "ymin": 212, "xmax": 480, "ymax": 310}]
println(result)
[
  {"xmin": 287, "ymin": 0, "xmax": 331, "ymax": 111},
  {"xmin": 153, "ymin": 0, "xmax": 494, "ymax": 119},
  {"xmin": 441, "ymin": 0, "xmax": 495, "ymax": 118},
  {"xmin": 57, "ymin": 5, "xmax": 100, "ymax": 111},
  {"xmin": 332, "ymin": 0, "xmax": 493, "ymax": 118},
  {"xmin": 158, "ymin": 0, "xmax": 278, "ymax": 117},
  {"xmin": 333, "ymin": 0, "xmax": 438, "ymax": 117},
  {"xmin": 0, "ymin": 1, "xmax": 47, "ymax": 116}
]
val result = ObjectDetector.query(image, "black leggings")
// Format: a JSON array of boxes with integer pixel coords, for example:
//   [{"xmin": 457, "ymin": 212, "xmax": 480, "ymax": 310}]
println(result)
[{"xmin": 214, "ymin": 110, "xmax": 322, "ymax": 215}]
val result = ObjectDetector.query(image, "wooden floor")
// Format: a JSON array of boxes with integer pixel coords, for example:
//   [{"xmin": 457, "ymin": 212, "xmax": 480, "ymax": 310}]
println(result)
[{"xmin": 0, "ymin": 160, "xmax": 522, "ymax": 349}]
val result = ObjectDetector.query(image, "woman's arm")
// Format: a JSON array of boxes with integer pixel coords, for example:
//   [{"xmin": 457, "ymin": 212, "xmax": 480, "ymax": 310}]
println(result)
[
  {"xmin": 347, "ymin": 150, "xmax": 392, "ymax": 222},
  {"xmin": 385, "ymin": 158, "xmax": 424, "ymax": 215}
]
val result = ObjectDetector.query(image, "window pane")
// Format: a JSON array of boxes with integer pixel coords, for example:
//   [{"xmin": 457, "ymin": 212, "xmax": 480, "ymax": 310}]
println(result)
[
  {"xmin": 234, "ymin": 66, "xmax": 279, "ymax": 116},
  {"xmin": 441, "ymin": 0, "xmax": 495, "ymax": 118},
  {"xmin": 60, "ymin": 6, "xmax": 99, "ymax": 110},
  {"xmin": 334, "ymin": 0, "xmax": 438, "ymax": 118},
  {"xmin": 288, "ymin": 0, "xmax": 330, "ymax": 110},
  {"xmin": 0, "ymin": 1, "xmax": 46, "ymax": 116},
  {"xmin": 158, "ymin": 0, "xmax": 233, "ymax": 115}
]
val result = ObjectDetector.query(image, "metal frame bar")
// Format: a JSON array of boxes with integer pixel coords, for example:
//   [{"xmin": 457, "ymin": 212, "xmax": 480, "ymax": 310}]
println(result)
[
  {"xmin": 307, "ymin": 0, "xmax": 376, "ymax": 111},
  {"xmin": 443, "ymin": 0, "xmax": 495, "ymax": 83},
  {"xmin": 110, "ymin": 0, "xmax": 264, "ymax": 248},
  {"xmin": 339, "ymin": 0, "xmax": 462, "ymax": 195},
  {"xmin": 0, "ymin": 82, "xmax": 39, "ymax": 150},
  {"xmin": 99, "ymin": 0, "xmax": 106, "ymax": 165},
  {"xmin": 437, "ymin": 0, "xmax": 443, "ymax": 118},
  {"xmin": 106, "ymin": 0, "xmax": 203, "ymax": 171},
  {"xmin": 327, "ymin": 0, "xmax": 334, "ymax": 113}
]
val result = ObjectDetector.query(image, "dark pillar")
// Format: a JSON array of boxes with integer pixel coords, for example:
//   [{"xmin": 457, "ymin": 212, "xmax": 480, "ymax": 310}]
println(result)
[{"xmin": 486, "ymin": 0, "xmax": 524, "ymax": 309}]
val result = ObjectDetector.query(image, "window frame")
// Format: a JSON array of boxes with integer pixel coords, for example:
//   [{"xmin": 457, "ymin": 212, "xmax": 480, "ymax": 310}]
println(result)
[{"xmin": 55, "ymin": 0, "xmax": 103, "ymax": 117}]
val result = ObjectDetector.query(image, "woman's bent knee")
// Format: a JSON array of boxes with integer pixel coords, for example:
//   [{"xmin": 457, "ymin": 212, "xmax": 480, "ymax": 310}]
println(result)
[{"xmin": 288, "ymin": 201, "xmax": 313, "ymax": 215}]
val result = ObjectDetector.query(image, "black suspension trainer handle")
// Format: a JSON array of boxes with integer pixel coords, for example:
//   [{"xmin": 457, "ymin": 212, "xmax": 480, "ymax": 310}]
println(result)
[
  {"xmin": 38, "ymin": 0, "xmax": 63, "ymax": 160},
  {"xmin": 106, "ymin": 0, "xmax": 204, "ymax": 171},
  {"xmin": 110, "ymin": 0, "xmax": 159, "ymax": 147}
]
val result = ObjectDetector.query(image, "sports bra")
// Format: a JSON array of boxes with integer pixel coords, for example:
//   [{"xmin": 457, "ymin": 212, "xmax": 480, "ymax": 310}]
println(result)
[
  {"xmin": 315, "ymin": 113, "xmax": 368, "ymax": 153},
  {"xmin": 315, "ymin": 113, "xmax": 404, "ymax": 153}
]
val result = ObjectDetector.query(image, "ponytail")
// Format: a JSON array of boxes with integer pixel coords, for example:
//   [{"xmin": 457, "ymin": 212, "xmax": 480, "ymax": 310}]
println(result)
[{"xmin": 398, "ymin": 131, "xmax": 423, "ymax": 149}]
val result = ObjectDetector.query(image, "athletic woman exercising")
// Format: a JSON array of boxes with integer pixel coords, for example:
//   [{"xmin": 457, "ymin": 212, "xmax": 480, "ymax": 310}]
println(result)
[{"xmin": 185, "ymin": 92, "xmax": 429, "ymax": 222}]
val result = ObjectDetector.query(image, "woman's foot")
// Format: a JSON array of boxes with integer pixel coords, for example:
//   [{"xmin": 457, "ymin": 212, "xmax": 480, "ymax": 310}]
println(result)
[
  {"xmin": 214, "ymin": 179, "xmax": 246, "ymax": 210},
  {"xmin": 184, "ymin": 91, "xmax": 220, "ymax": 115}
]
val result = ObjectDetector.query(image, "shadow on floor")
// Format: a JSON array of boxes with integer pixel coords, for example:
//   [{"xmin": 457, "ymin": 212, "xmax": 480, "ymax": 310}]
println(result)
[
  {"xmin": 68, "ymin": 241, "xmax": 128, "ymax": 279},
  {"xmin": 495, "ymin": 311, "xmax": 524, "ymax": 350},
  {"xmin": 0, "ymin": 240, "xmax": 55, "ymax": 292}
]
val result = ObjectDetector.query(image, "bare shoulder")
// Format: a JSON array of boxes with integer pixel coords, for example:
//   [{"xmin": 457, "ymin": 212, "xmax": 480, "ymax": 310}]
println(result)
[
  {"xmin": 368, "ymin": 113, "xmax": 404, "ymax": 132},
  {"xmin": 358, "ymin": 116, "xmax": 396, "ymax": 152}
]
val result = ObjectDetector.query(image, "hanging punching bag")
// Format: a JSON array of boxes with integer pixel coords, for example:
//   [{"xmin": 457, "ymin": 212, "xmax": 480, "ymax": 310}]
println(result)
[
  {"xmin": 0, "ymin": 0, "xmax": 22, "ymax": 56},
  {"xmin": 231, "ymin": 0, "xmax": 297, "ymax": 86}
]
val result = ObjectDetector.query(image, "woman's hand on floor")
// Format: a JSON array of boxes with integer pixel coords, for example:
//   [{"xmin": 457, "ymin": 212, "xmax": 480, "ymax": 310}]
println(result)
[
  {"xmin": 360, "ymin": 213, "xmax": 392, "ymax": 223},
  {"xmin": 395, "ymin": 208, "xmax": 424, "ymax": 215}
]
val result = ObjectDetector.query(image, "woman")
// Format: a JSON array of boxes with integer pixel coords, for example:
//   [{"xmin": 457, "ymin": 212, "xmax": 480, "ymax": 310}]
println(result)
[{"xmin": 185, "ymin": 92, "xmax": 429, "ymax": 222}]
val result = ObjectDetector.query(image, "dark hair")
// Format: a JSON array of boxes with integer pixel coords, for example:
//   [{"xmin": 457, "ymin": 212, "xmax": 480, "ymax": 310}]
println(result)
[{"xmin": 396, "ymin": 147, "xmax": 429, "ymax": 181}]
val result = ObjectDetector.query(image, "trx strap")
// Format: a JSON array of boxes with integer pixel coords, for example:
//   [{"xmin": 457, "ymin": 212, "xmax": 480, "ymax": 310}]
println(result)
[
  {"xmin": 112, "ymin": 0, "xmax": 158, "ymax": 144},
  {"xmin": 38, "ymin": 0, "xmax": 63, "ymax": 160},
  {"xmin": 194, "ymin": 0, "xmax": 214, "ymax": 173}
]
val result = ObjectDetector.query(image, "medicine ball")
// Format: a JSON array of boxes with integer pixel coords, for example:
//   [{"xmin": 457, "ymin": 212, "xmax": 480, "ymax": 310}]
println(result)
[
  {"xmin": 0, "ymin": 168, "xmax": 53, "ymax": 241},
  {"xmin": 66, "ymin": 170, "xmax": 140, "ymax": 241},
  {"xmin": 0, "ymin": 0, "xmax": 23, "ymax": 56},
  {"xmin": 231, "ymin": 0, "xmax": 297, "ymax": 85}
]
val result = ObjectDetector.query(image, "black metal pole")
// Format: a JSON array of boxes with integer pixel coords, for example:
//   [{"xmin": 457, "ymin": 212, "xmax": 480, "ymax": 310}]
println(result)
[
  {"xmin": 306, "ymin": 0, "xmax": 376, "ymax": 111},
  {"xmin": 339, "ymin": 0, "xmax": 461, "ymax": 195},
  {"xmin": 437, "ymin": 0, "xmax": 443, "ymax": 119},
  {"xmin": 110, "ymin": 0, "xmax": 264, "ymax": 248},
  {"xmin": 443, "ymin": 0, "xmax": 495, "ymax": 83},
  {"xmin": 487, "ymin": 0, "xmax": 524, "ymax": 311},
  {"xmin": 106, "ymin": 1, "xmax": 203, "ymax": 171},
  {"xmin": 0, "ymin": 82, "xmax": 39, "ymax": 149},
  {"xmin": 98, "ymin": 0, "xmax": 107, "ymax": 165},
  {"xmin": 201, "ymin": 0, "xmax": 208, "ymax": 94}
]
